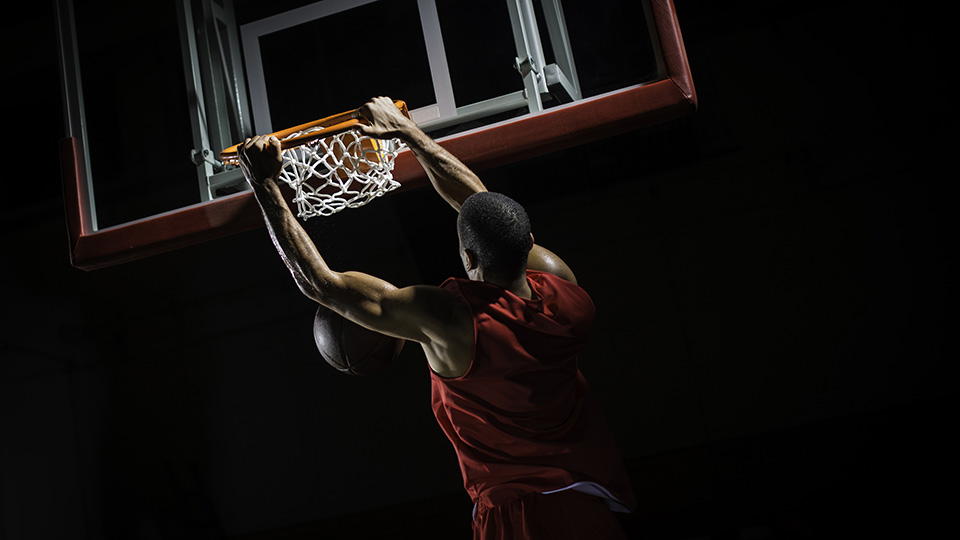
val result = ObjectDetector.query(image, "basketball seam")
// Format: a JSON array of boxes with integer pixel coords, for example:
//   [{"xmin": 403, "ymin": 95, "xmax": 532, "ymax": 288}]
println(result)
[{"xmin": 336, "ymin": 316, "xmax": 355, "ymax": 375}]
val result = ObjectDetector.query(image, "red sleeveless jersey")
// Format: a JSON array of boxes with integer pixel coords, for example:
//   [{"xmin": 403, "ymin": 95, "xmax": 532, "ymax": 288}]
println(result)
[{"xmin": 431, "ymin": 271, "xmax": 635, "ymax": 512}]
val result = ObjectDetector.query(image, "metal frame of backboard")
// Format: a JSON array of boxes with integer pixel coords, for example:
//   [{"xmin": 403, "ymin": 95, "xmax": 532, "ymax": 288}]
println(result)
[
  {"xmin": 182, "ymin": 0, "xmax": 252, "ymax": 199},
  {"xmin": 58, "ymin": 0, "xmax": 696, "ymax": 271},
  {"xmin": 240, "ymin": 0, "xmax": 582, "ymax": 135}
]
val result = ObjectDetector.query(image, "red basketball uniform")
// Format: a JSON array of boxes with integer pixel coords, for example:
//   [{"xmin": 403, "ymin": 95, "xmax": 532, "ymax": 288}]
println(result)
[{"xmin": 432, "ymin": 271, "xmax": 635, "ymax": 538}]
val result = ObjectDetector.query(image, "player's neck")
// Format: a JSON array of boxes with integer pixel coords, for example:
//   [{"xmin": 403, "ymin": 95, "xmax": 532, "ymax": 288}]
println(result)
[{"xmin": 484, "ymin": 272, "xmax": 533, "ymax": 300}]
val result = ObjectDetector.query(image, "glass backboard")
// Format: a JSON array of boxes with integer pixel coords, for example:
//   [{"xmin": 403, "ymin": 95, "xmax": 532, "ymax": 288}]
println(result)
[{"xmin": 57, "ymin": 0, "xmax": 696, "ymax": 270}]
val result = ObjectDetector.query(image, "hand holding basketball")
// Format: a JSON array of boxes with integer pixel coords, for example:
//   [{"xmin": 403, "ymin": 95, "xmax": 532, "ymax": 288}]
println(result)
[
  {"xmin": 238, "ymin": 135, "xmax": 283, "ymax": 187},
  {"xmin": 355, "ymin": 96, "xmax": 414, "ymax": 140}
]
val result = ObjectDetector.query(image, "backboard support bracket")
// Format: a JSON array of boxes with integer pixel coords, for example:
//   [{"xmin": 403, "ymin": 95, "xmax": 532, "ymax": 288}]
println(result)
[{"xmin": 178, "ymin": 0, "xmax": 253, "ymax": 201}]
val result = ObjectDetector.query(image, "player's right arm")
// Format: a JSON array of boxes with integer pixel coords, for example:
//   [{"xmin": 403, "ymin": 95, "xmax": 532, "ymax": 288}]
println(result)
[
  {"xmin": 238, "ymin": 135, "xmax": 473, "ymax": 377},
  {"xmin": 311, "ymin": 270, "xmax": 472, "ymax": 377}
]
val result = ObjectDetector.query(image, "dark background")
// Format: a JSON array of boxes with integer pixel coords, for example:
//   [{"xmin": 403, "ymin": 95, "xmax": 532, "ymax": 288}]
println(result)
[{"xmin": 1, "ymin": 1, "xmax": 951, "ymax": 539}]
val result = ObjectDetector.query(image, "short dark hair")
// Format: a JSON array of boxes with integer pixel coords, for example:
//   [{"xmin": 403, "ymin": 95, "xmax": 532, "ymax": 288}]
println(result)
[{"xmin": 458, "ymin": 192, "xmax": 533, "ymax": 282}]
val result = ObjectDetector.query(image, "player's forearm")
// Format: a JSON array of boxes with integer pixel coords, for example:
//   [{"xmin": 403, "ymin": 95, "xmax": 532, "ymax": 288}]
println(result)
[
  {"xmin": 252, "ymin": 182, "xmax": 336, "ymax": 301},
  {"xmin": 252, "ymin": 185, "xmax": 415, "ymax": 338},
  {"xmin": 400, "ymin": 126, "xmax": 486, "ymax": 211}
]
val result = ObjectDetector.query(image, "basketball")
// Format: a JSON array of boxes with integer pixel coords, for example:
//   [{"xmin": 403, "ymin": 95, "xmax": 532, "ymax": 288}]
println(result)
[{"xmin": 313, "ymin": 304, "xmax": 405, "ymax": 375}]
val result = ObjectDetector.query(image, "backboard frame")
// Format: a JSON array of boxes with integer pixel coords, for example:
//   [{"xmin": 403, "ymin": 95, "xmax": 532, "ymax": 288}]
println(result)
[{"xmin": 59, "ymin": 0, "xmax": 696, "ymax": 271}]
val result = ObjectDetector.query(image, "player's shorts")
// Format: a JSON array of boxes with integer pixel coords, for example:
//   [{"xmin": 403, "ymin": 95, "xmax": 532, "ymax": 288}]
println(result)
[{"xmin": 473, "ymin": 488, "xmax": 627, "ymax": 540}]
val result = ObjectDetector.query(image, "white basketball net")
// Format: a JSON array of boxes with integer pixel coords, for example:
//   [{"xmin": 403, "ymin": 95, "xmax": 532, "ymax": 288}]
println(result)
[{"xmin": 277, "ymin": 127, "xmax": 404, "ymax": 219}]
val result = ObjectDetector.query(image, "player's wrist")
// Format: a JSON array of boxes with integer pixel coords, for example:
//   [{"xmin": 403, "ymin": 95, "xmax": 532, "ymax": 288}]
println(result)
[
  {"xmin": 387, "ymin": 116, "xmax": 417, "ymax": 140},
  {"xmin": 250, "ymin": 174, "xmax": 282, "ymax": 196},
  {"xmin": 401, "ymin": 124, "xmax": 437, "ymax": 152}
]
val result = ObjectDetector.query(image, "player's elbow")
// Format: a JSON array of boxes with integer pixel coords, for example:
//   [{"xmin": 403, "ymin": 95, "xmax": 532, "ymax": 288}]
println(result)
[
  {"xmin": 291, "ymin": 264, "xmax": 340, "ymax": 304},
  {"xmin": 293, "ymin": 273, "xmax": 324, "ymax": 303}
]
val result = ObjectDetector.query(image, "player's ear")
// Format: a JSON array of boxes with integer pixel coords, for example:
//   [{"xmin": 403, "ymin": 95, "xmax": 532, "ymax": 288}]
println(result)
[{"xmin": 462, "ymin": 249, "xmax": 478, "ymax": 271}]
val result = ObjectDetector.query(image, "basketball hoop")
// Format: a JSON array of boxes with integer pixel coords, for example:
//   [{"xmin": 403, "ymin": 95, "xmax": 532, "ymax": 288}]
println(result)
[{"xmin": 221, "ymin": 101, "xmax": 408, "ymax": 219}]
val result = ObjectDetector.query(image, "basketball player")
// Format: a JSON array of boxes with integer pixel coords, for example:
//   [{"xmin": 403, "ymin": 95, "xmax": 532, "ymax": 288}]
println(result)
[{"xmin": 237, "ymin": 96, "xmax": 635, "ymax": 539}]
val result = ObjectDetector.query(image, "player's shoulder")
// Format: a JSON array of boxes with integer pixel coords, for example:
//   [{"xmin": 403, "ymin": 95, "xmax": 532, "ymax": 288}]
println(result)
[
  {"xmin": 526, "ymin": 244, "xmax": 577, "ymax": 284},
  {"xmin": 396, "ymin": 282, "xmax": 463, "ymax": 307},
  {"xmin": 398, "ymin": 283, "xmax": 474, "ymax": 376},
  {"xmin": 400, "ymin": 283, "xmax": 473, "ymax": 324}
]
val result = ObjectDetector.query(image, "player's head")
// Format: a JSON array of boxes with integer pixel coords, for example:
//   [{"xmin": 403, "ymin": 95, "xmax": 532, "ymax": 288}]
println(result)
[{"xmin": 457, "ymin": 192, "xmax": 533, "ymax": 284}]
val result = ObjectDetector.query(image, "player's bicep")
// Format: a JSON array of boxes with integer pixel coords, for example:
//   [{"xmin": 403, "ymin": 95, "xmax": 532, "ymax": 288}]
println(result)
[
  {"xmin": 527, "ymin": 244, "xmax": 577, "ymax": 284},
  {"xmin": 326, "ymin": 272, "xmax": 460, "ymax": 345}
]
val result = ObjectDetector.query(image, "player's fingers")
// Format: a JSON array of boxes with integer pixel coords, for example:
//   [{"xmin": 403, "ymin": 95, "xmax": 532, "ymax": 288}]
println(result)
[
  {"xmin": 354, "ymin": 122, "xmax": 372, "ymax": 136},
  {"xmin": 358, "ymin": 97, "xmax": 379, "ymax": 119},
  {"xmin": 255, "ymin": 135, "xmax": 273, "ymax": 154},
  {"xmin": 268, "ymin": 136, "xmax": 282, "ymax": 156}
]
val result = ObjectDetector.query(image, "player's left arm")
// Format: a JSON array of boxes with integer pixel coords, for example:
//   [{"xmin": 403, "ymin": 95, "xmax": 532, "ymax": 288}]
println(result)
[
  {"xmin": 356, "ymin": 97, "xmax": 578, "ymax": 285},
  {"xmin": 237, "ymin": 136, "xmax": 464, "ymax": 347}
]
